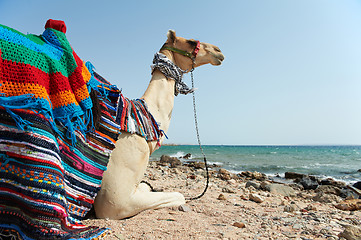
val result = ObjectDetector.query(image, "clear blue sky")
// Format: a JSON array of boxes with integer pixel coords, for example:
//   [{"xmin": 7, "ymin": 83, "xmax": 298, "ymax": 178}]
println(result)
[{"xmin": 1, "ymin": 0, "xmax": 361, "ymax": 145}]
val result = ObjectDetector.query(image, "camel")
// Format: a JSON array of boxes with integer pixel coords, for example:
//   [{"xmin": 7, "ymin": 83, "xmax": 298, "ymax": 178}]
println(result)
[{"xmin": 94, "ymin": 30, "xmax": 224, "ymax": 219}]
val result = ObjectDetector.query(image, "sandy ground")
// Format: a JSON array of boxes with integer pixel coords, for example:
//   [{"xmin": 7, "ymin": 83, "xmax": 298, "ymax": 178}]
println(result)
[{"xmin": 84, "ymin": 161, "xmax": 361, "ymax": 240}]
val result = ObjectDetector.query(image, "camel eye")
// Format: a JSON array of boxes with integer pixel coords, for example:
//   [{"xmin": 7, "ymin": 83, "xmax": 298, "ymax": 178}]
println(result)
[{"xmin": 187, "ymin": 40, "xmax": 198, "ymax": 48}]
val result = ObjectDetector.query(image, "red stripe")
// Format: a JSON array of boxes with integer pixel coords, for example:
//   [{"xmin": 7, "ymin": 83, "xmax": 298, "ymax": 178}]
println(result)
[
  {"xmin": 5, "ymin": 152, "xmax": 64, "ymax": 175},
  {"xmin": 1, "ymin": 58, "xmax": 87, "ymax": 97},
  {"xmin": 0, "ymin": 187, "xmax": 66, "ymax": 213}
]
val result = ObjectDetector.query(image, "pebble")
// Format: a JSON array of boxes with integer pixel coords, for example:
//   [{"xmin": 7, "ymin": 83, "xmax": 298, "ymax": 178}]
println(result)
[
  {"xmin": 222, "ymin": 187, "xmax": 236, "ymax": 193},
  {"xmin": 284, "ymin": 203, "xmax": 298, "ymax": 213},
  {"xmin": 227, "ymin": 179, "xmax": 236, "ymax": 185},
  {"xmin": 114, "ymin": 233, "xmax": 125, "ymax": 240},
  {"xmin": 249, "ymin": 193, "xmax": 264, "ymax": 203},
  {"xmin": 232, "ymin": 222, "xmax": 246, "ymax": 228},
  {"xmin": 293, "ymin": 223, "xmax": 302, "ymax": 229},
  {"xmin": 178, "ymin": 204, "xmax": 192, "ymax": 212},
  {"xmin": 217, "ymin": 194, "xmax": 227, "ymax": 200},
  {"xmin": 304, "ymin": 204, "xmax": 317, "ymax": 211},
  {"xmin": 245, "ymin": 181, "xmax": 261, "ymax": 190}
]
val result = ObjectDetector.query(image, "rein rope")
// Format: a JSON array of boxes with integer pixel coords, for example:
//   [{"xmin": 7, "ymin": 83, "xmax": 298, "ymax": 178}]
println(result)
[{"xmin": 186, "ymin": 69, "xmax": 210, "ymax": 201}]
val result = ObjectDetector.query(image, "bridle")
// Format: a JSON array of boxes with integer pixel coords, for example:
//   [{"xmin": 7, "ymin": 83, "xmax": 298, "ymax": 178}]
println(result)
[{"xmin": 161, "ymin": 41, "xmax": 201, "ymax": 66}]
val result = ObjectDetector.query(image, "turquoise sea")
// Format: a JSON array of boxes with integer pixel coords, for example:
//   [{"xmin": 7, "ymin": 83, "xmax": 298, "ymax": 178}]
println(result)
[{"xmin": 150, "ymin": 145, "xmax": 361, "ymax": 184}]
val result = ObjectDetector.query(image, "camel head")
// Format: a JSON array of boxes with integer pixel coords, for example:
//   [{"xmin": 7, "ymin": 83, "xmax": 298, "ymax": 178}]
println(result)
[{"xmin": 161, "ymin": 30, "xmax": 224, "ymax": 72}]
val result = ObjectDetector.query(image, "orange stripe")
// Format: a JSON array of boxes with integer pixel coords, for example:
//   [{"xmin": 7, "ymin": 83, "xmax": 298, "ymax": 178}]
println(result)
[
  {"xmin": 95, "ymin": 130, "xmax": 116, "ymax": 144},
  {"xmin": 81, "ymin": 61, "xmax": 91, "ymax": 83},
  {"xmin": 74, "ymin": 85, "xmax": 89, "ymax": 103},
  {"xmin": 0, "ymin": 81, "xmax": 50, "ymax": 101},
  {"xmin": 50, "ymin": 90, "xmax": 78, "ymax": 108}
]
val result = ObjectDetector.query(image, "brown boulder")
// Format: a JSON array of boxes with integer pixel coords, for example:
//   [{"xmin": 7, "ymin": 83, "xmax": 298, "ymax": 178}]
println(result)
[
  {"xmin": 285, "ymin": 172, "xmax": 306, "ymax": 180},
  {"xmin": 315, "ymin": 185, "xmax": 341, "ymax": 196},
  {"xmin": 313, "ymin": 192, "xmax": 342, "ymax": 203},
  {"xmin": 241, "ymin": 171, "xmax": 266, "ymax": 180},
  {"xmin": 218, "ymin": 168, "xmax": 232, "ymax": 180},
  {"xmin": 160, "ymin": 155, "xmax": 181, "ymax": 168},
  {"xmin": 320, "ymin": 178, "xmax": 346, "ymax": 188},
  {"xmin": 339, "ymin": 224, "xmax": 361, "ymax": 240},
  {"xmin": 186, "ymin": 161, "xmax": 205, "ymax": 169},
  {"xmin": 335, "ymin": 199, "xmax": 361, "ymax": 211}
]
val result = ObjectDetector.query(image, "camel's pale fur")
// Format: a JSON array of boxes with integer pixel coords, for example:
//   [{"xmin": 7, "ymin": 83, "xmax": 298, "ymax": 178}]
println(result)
[{"xmin": 94, "ymin": 30, "xmax": 224, "ymax": 219}]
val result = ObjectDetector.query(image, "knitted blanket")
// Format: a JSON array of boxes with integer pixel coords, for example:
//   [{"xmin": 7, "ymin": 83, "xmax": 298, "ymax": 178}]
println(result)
[{"xmin": 0, "ymin": 20, "xmax": 120, "ymax": 240}]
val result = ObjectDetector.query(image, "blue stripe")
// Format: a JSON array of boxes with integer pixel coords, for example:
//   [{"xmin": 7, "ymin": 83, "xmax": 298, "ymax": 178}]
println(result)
[
  {"xmin": 0, "ymin": 25, "xmax": 63, "ymax": 61},
  {"xmin": 0, "ymin": 153, "xmax": 63, "ymax": 176}
]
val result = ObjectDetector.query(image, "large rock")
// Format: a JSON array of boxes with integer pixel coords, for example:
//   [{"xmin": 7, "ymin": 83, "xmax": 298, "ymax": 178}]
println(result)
[
  {"xmin": 186, "ymin": 161, "xmax": 205, "ymax": 169},
  {"xmin": 339, "ymin": 188, "xmax": 360, "ymax": 199},
  {"xmin": 241, "ymin": 171, "xmax": 266, "ymax": 180},
  {"xmin": 245, "ymin": 181, "xmax": 261, "ymax": 190},
  {"xmin": 218, "ymin": 168, "xmax": 231, "ymax": 180},
  {"xmin": 320, "ymin": 178, "xmax": 346, "ymax": 188},
  {"xmin": 285, "ymin": 172, "xmax": 306, "ymax": 180},
  {"xmin": 181, "ymin": 153, "xmax": 192, "ymax": 159},
  {"xmin": 335, "ymin": 199, "xmax": 361, "ymax": 211},
  {"xmin": 299, "ymin": 176, "xmax": 319, "ymax": 190},
  {"xmin": 313, "ymin": 192, "xmax": 342, "ymax": 203},
  {"xmin": 160, "ymin": 155, "xmax": 181, "ymax": 168},
  {"xmin": 263, "ymin": 183, "xmax": 296, "ymax": 197},
  {"xmin": 353, "ymin": 181, "xmax": 361, "ymax": 190},
  {"xmin": 339, "ymin": 224, "xmax": 361, "ymax": 240},
  {"xmin": 315, "ymin": 185, "xmax": 341, "ymax": 196}
]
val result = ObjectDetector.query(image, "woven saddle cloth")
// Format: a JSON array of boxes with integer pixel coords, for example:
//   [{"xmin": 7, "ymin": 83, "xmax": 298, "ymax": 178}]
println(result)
[{"xmin": 0, "ymin": 19, "xmax": 120, "ymax": 240}]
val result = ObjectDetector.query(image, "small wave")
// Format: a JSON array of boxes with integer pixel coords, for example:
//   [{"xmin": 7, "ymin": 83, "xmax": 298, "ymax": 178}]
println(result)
[
  {"xmin": 170, "ymin": 151, "xmax": 187, "ymax": 158},
  {"xmin": 208, "ymin": 161, "xmax": 223, "ymax": 166}
]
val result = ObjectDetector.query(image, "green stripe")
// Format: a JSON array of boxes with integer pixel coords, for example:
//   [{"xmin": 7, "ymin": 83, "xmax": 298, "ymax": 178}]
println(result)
[
  {"xmin": 0, "ymin": 27, "xmax": 77, "ymax": 76},
  {"xmin": 0, "ymin": 40, "xmax": 78, "ymax": 76}
]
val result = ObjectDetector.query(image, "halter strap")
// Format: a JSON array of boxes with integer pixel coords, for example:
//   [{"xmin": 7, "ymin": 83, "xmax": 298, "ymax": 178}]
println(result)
[{"xmin": 161, "ymin": 41, "xmax": 200, "ymax": 62}]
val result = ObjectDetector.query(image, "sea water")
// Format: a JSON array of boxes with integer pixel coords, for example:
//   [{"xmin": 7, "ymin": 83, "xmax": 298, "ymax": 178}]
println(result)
[{"xmin": 150, "ymin": 145, "xmax": 361, "ymax": 184}]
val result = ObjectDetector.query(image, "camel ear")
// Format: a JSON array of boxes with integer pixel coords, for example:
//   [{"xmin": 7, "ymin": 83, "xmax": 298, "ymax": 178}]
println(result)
[{"xmin": 167, "ymin": 30, "xmax": 176, "ymax": 44}]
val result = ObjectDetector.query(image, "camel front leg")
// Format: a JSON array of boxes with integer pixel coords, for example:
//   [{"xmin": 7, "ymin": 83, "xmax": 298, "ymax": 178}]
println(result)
[
  {"xmin": 131, "ymin": 182, "xmax": 185, "ymax": 210},
  {"xmin": 94, "ymin": 132, "xmax": 185, "ymax": 220}
]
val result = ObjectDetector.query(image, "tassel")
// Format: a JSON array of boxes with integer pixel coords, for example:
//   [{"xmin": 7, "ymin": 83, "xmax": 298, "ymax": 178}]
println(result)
[
  {"xmin": 160, "ymin": 130, "xmax": 168, "ymax": 139},
  {"xmin": 5, "ymin": 108, "xmax": 33, "ymax": 131},
  {"xmin": 64, "ymin": 116, "xmax": 77, "ymax": 147},
  {"xmin": 85, "ymin": 109, "xmax": 95, "ymax": 133}
]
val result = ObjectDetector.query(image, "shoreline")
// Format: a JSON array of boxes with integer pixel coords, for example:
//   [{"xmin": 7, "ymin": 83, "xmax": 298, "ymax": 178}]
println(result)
[
  {"xmin": 151, "ymin": 145, "xmax": 361, "ymax": 185},
  {"xmin": 86, "ymin": 158, "xmax": 361, "ymax": 240}
]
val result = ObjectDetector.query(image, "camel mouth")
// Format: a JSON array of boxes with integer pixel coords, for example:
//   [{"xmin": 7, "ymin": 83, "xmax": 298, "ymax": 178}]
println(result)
[{"xmin": 211, "ymin": 53, "xmax": 225, "ymax": 66}]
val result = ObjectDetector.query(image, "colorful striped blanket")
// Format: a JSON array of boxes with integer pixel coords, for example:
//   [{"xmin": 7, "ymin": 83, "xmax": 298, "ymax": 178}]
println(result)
[
  {"xmin": 116, "ymin": 94, "xmax": 163, "ymax": 142},
  {"xmin": 0, "ymin": 20, "xmax": 120, "ymax": 239}
]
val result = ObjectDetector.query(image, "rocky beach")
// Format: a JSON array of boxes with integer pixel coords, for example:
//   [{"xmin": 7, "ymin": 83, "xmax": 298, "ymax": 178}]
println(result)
[{"xmin": 85, "ymin": 155, "xmax": 361, "ymax": 240}]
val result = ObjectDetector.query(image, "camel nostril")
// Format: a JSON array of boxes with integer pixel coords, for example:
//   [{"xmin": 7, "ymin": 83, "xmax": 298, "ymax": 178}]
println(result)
[{"xmin": 214, "ymin": 47, "xmax": 221, "ymax": 52}]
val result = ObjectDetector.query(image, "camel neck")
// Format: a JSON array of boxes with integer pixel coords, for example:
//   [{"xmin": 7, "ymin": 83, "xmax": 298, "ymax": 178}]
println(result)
[{"xmin": 141, "ymin": 54, "xmax": 176, "ymax": 139}]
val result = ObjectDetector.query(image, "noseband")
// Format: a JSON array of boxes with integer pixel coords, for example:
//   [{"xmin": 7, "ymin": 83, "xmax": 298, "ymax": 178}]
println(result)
[{"xmin": 161, "ymin": 41, "xmax": 201, "ymax": 64}]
